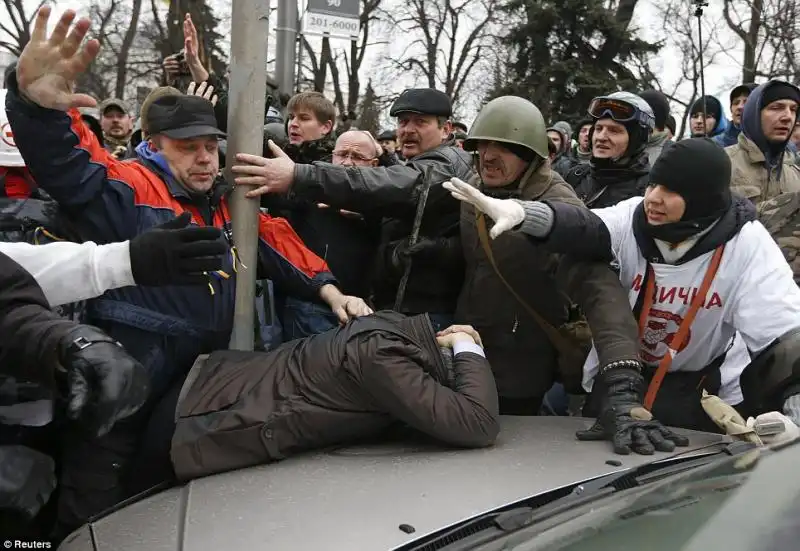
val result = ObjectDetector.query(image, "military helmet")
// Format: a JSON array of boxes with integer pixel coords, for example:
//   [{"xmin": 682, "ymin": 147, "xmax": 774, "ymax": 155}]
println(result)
[{"xmin": 463, "ymin": 96, "xmax": 549, "ymax": 160}]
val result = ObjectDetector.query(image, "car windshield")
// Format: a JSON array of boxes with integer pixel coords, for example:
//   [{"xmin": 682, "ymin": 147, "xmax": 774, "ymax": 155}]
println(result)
[
  {"xmin": 477, "ymin": 440, "xmax": 800, "ymax": 551},
  {"xmin": 411, "ymin": 439, "xmax": 800, "ymax": 551},
  {"xmin": 508, "ymin": 450, "xmax": 754, "ymax": 551}
]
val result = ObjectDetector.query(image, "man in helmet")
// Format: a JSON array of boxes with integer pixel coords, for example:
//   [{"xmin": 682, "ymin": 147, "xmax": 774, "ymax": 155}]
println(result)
[
  {"xmin": 444, "ymin": 96, "xmax": 642, "ymax": 415},
  {"xmin": 447, "ymin": 137, "xmax": 800, "ymax": 453},
  {"xmin": 565, "ymin": 92, "xmax": 655, "ymax": 208}
]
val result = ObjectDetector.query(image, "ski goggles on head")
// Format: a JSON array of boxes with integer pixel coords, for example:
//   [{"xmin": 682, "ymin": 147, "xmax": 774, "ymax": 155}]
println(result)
[{"xmin": 587, "ymin": 97, "xmax": 654, "ymax": 129}]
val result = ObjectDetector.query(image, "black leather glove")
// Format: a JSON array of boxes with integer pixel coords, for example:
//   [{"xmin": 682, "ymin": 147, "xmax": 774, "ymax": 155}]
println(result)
[
  {"xmin": 130, "ymin": 212, "xmax": 226, "ymax": 286},
  {"xmin": 576, "ymin": 365, "xmax": 690, "ymax": 455},
  {"xmin": 0, "ymin": 445, "xmax": 56, "ymax": 519},
  {"xmin": 57, "ymin": 325, "xmax": 150, "ymax": 438}
]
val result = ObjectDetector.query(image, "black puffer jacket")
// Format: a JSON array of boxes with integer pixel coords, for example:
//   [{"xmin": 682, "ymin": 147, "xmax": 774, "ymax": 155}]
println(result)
[
  {"xmin": 171, "ymin": 312, "xmax": 500, "ymax": 480},
  {"xmin": 565, "ymin": 151, "xmax": 650, "ymax": 208}
]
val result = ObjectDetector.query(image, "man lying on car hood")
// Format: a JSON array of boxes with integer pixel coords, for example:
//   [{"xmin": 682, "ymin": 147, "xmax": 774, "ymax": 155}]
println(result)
[{"xmin": 168, "ymin": 314, "xmax": 499, "ymax": 481}]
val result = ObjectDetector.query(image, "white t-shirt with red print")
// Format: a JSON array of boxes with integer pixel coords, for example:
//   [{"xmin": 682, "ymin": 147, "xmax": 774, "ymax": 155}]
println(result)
[{"xmin": 581, "ymin": 197, "xmax": 800, "ymax": 404}]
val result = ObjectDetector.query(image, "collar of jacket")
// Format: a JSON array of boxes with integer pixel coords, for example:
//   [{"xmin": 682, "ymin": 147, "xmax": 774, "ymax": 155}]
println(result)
[
  {"xmin": 135, "ymin": 141, "xmax": 227, "ymax": 206},
  {"xmin": 104, "ymin": 132, "xmax": 131, "ymax": 148},
  {"xmin": 284, "ymin": 134, "xmax": 336, "ymax": 163},
  {"xmin": 647, "ymin": 131, "xmax": 670, "ymax": 149},
  {"xmin": 373, "ymin": 311, "xmax": 449, "ymax": 384},
  {"xmin": 590, "ymin": 150, "xmax": 650, "ymax": 186},
  {"xmin": 632, "ymin": 194, "xmax": 756, "ymax": 265},
  {"xmin": 736, "ymin": 131, "xmax": 794, "ymax": 170}
]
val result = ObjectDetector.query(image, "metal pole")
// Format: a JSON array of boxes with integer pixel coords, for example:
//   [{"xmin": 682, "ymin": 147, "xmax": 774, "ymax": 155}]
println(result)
[
  {"xmin": 275, "ymin": 0, "xmax": 299, "ymax": 97},
  {"xmin": 225, "ymin": 0, "xmax": 270, "ymax": 351},
  {"xmin": 694, "ymin": 1, "xmax": 709, "ymax": 137}
]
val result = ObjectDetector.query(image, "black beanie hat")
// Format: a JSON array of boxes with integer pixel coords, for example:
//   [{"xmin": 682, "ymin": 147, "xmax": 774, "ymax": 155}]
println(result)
[
  {"xmin": 729, "ymin": 83, "xmax": 757, "ymax": 104},
  {"xmin": 665, "ymin": 115, "xmax": 677, "ymax": 136},
  {"xmin": 760, "ymin": 82, "xmax": 800, "ymax": 110},
  {"xmin": 639, "ymin": 90, "xmax": 670, "ymax": 130},
  {"xmin": 649, "ymin": 138, "xmax": 732, "ymax": 222},
  {"xmin": 690, "ymin": 95, "xmax": 722, "ymax": 121}
]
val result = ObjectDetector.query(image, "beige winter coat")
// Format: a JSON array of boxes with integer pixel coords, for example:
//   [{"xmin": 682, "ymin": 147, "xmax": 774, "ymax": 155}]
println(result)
[{"xmin": 726, "ymin": 133, "xmax": 800, "ymax": 205}]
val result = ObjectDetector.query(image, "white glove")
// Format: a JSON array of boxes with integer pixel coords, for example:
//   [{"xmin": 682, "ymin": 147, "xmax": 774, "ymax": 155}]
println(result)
[
  {"xmin": 443, "ymin": 178, "xmax": 525, "ymax": 239},
  {"xmin": 746, "ymin": 411, "xmax": 800, "ymax": 446}
]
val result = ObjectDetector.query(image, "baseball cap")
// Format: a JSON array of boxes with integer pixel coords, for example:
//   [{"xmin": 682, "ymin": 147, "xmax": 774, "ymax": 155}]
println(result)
[
  {"xmin": 98, "ymin": 98, "xmax": 130, "ymax": 116},
  {"xmin": 147, "ymin": 95, "xmax": 226, "ymax": 140}
]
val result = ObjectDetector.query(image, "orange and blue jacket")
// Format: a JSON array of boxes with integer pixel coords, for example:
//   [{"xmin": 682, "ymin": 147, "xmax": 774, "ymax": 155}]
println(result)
[{"xmin": 5, "ymin": 84, "xmax": 336, "ymax": 343}]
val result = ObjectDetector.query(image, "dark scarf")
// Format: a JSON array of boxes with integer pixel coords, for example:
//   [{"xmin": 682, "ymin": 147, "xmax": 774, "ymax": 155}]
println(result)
[
  {"xmin": 283, "ymin": 134, "xmax": 336, "ymax": 164},
  {"xmin": 632, "ymin": 195, "xmax": 756, "ymax": 265},
  {"xmin": 590, "ymin": 149, "xmax": 650, "ymax": 186}
]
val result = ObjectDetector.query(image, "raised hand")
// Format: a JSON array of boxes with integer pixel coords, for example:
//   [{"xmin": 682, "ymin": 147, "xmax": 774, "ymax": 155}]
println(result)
[
  {"xmin": 443, "ymin": 177, "xmax": 526, "ymax": 239},
  {"xmin": 187, "ymin": 81, "xmax": 218, "ymax": 106},
  {"xmin": 183, "ymin": 14, "xmax": 210, "ymax": 83},
  {"xmin": 16, "ymin": 7, "xmax": 100, "ymax": 111}
]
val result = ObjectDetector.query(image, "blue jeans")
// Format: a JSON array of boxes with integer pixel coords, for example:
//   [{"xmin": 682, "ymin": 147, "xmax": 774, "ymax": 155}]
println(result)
[
  {"xmin": 540, "ymin": 383, "xmax": 570, "ymax": 416},
  {"xmin": 281, "ymin": 296, "xmax": 339, "ymax": 342}
]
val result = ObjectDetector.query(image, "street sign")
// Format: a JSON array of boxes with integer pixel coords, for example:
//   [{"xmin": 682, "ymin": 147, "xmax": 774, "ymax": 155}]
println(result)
[{"xmin": 303, "ymin": 0, "xmax": 360, "ymax": 40}]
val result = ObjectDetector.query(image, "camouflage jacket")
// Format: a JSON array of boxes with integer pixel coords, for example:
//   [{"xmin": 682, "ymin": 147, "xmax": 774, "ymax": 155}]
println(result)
[{"xmin": 758, "ymin": 190, "xmax": 800, "ymax": 284}]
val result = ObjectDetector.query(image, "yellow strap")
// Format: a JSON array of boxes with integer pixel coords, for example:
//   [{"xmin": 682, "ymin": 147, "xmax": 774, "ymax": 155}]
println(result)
[
  {"xmin": 475, "ymin": 212, "xmax": 572, "ymax": 353},
  {"xmin": 33, "ymin": 227, "xmax": 66, "ymax": 245},
  {"xmin": 230, "ymin": 246, "xmax": 247, "ymax": 272}
]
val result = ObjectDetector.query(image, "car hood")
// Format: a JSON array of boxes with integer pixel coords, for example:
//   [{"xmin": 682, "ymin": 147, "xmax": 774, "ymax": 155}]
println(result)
[{"xmin": 59, "ymin": 416, "xmax": 726, "ymax": 551}]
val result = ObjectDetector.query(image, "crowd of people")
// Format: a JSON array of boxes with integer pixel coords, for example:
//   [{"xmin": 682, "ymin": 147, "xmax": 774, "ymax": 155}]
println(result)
[{"xmin": 3, "ymin": 5, "xmax": 800, "ymax": 545}]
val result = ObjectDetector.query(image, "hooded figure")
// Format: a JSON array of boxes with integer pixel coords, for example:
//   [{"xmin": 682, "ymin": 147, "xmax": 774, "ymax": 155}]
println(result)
[
  {"xmin": 447, "ymin": 137, "xmax": 800, "ymax": 454},
  {"xmin": 639, "ymin": 89, "xmax": 673, "ymax": 166},
  {"xmin": 689, "ymin": 95, "xmax": 728, "ymax": 138},
  {"xmin": 727, "ymin": 80, "xmax": 800, "ymax": 205},
  {"xmin": 546, "ymin": 124, "xmax": 575, "ymax": 177},
  {"xmin": 565, "ymin": 91, "xmax": 654, "ymax": 208},
  {"xmin": 714, "ymin": 83, "xmax": 758, "ymax": 148},
  {"xmin": 572, "ymin": 118, "xmax": 594, "ymax": 163}
]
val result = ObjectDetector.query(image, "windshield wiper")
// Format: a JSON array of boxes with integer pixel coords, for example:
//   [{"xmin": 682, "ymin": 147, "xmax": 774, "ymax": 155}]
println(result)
[{"xmin": 401, "ymin": 440, "xmax": 754, "ymax": 551}]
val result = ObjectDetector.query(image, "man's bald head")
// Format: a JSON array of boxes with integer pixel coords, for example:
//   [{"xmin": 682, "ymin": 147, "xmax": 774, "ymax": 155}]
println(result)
[{"xmin": 332, "ymin": 130, "xmax": 382, "ymax": 167}]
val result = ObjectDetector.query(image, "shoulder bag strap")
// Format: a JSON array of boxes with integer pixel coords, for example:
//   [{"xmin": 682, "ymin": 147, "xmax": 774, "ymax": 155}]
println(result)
[
  {"xmin": 641, "ymin": 245, "xmax": 726, "ymax": 410},
  {"xmin": 476, "ymin": 212, "xmax": 572, "ymax": 352}
]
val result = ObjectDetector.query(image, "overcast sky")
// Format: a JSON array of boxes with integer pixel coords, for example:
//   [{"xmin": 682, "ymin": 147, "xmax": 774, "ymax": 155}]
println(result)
[{"xmin": 2, "ymin": 0, "xmax": 745, "ymax": 125}]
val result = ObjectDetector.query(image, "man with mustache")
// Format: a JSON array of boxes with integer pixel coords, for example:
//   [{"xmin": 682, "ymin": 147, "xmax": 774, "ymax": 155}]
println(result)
[
  {"xmin": 446, "ymin": 138, "xmax": 800, "ymax": 454},
  {"xmin": 234, "ymin": 88, "xmax": 473, "ymax": 329},
  {"xmin": 97, "ymin": 97, "xmax": 133, "ymax": 159},
  {"xmin": 726, "ymin": 80, "xmax": 800, "ymax": 206},
  {"xmin": 440, "ymin": 95, "xmax": 644, "ymax": 416}
]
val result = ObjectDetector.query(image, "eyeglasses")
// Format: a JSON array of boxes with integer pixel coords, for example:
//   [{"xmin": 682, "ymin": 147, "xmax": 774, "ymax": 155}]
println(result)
[{"xmin": 332, "ymin": 150, "xmax": 376, "ymax": 162}]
